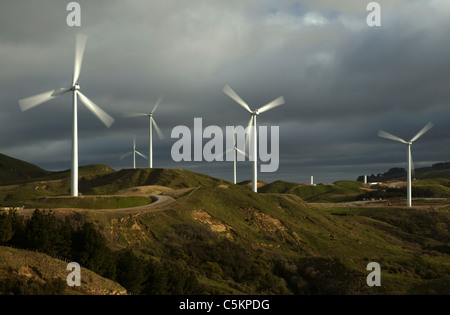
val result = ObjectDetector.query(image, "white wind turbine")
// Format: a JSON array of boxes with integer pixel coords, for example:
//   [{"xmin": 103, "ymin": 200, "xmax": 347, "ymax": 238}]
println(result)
[
  {"xmin": 18, "ymin": 34, "xmax": 114, "ymax": 197},
  {"xmin": 217, "ymin": 134, "xmax": 248, "ymax": 184},
  {"xmin": 120, "ymin": 136, "xmax": 148, "ymax": 169},
  {"xmin": 223, "ymin": 85, "xmax": 285, "ymax": 192},
  {"xmin": 124, "ymin": 95, "xmax": 164, "ymax": 168},
  {"xmin": 378, "ymin": 122, "xmax": 434, "ymax": 207}
]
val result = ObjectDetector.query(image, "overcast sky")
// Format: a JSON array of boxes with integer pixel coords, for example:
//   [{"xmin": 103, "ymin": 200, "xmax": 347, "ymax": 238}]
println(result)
[{"xmin": 1, "ymin": 0, "xmax": 449, "ymax": 184}]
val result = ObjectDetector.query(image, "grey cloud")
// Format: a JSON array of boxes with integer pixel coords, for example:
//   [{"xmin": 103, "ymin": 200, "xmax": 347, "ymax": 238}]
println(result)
[{"xmin": 1, "ymin": 0, "xmax": 449, "ymax": 184}]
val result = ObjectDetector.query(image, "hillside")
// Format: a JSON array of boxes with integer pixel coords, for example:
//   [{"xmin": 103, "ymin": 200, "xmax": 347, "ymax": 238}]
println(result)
[
  {"xmin": 0, "ymin": 153, "xmax": 449, "ymax": 295},
  {"xmin": 79, "ymin": 168, "xmax": 228, "ymax": 195},
  {"xmin": 85, "ymin": 184, "xmax": 450, "ymax": 294},
  {"xmin": 260, "ymin": 180, "xmax": 368, "ymax": 202},
  {"xmin": 0, "ymin": 246, "xmax": 126, "ymax": 295},
  {"xmin": 360, "ymin": 162, "xmax": 450, "ymax": 183},
  {"xmin": 0, "ymin": 153, "xmax": 51, "ymax": 185},
  {"xmin": 0, "ymin": 152, "xmax": 115, "ymax": 186}
]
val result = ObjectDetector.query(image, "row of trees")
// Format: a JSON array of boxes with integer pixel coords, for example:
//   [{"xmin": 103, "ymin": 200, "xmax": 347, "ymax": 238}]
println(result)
[{"xmin": 0, "ymin": 210, "xmax": 201, "ymax": 294}]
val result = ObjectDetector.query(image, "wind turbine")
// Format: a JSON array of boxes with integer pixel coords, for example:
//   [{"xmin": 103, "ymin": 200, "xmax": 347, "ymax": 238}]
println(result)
[
  {"xmin": 18, "ymin": 34, "xmax": 114, "ymax": 197},
  {"xmin": 223, "ymin": 85, "xmax": 285, "ymax": 192},
  {"xmin": 378, "ymin": 122, "xmax": 434, "ymax": 207},
  {"xmin": 120, "ymin": 136, "xmax": 148, "ymax": 169},
  {"xmin": 124, "ymin": 95, "xmax": 164, "ymax": 168},
  {"xmin": 217, "ymin": 134, "xmax": 248, "ymax": 184}
]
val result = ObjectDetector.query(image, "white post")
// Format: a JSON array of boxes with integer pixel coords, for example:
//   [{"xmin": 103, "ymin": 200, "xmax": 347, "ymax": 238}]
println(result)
[
  {"xmin": 149, "ymin": 116, "xmax": 153, "ymax": 168},
  {"xmin": 233, "ymin": 148, "xmax": 237, "ymax": 184},
  {"xmin": 311, "ymin": 176, "xmax": 314, "ymax": 185},
  {"xmin": 133, "ymin": 150, "xmax": 136, "ymax": 169},
  {"xmin": 253, "ymin": 115, "xmax": 257, "ymax": 193},
  {"xmin": 407, "ymin": 144, "xmax": 412, "ymax": 207},
  {"xmin": 71, "ymin": 91, "xmax": 78, "ymax": 197},
  {"xmin": 364, "ymin": 175, "xmax": 367, "ymax": 184}
]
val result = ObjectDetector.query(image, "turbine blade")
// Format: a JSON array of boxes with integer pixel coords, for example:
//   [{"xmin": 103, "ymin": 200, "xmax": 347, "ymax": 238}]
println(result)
[
  {"xmin": 120, "ymin": 151, "xmax": 132, "ymax": 160},
  {"xmin": 151, "ymin": 95, "xmax": 163, "ymax": 114},
  {"xmin": 236, "ymin": 148, "xmax": 248, "ymax": 158},
  {"xmin": 136, "ymin": 150, "xmax": 148, "ymax": 159},
  {"xmin": 123, "ymin": 112, "xmax": 148, "ymax": 118},
  {"xmin": 377, "ymin": 130, "xmax": 407, "ymax": 144},
  {"xmin": 73, "ymin": 34, "xmax": 87, "ymax": 85},
  {"xmin": 214, "ymin": 148, "xmax": 234, "ymax": 160},
  {"xmin": 257, "ymin": 96, "xmax": 285, "ymax": 114},
  {"xmin": 18, "ymin": 90, "xmax": 60, "ymax": 111},
  {"xmin": 76, "ymin": 91, "xmax": 115, "ymax": 128},
  {"xmin": 223, "ymin": 85, "xmax": 252, "ymax": 114},
  {"xmin": 152, "ymin": 117, "xmax": 165, "ymax": 139},
  {"xmin": 410, "ymin": 122, "xmax": 434, "ymax": 142},
  {"xmin": 133, "ymin": 135, "xmax": 136, "ymax": 149},
  {"xmin": 51, "ymin": 88, "xmax": 71, "ymax": 97}
]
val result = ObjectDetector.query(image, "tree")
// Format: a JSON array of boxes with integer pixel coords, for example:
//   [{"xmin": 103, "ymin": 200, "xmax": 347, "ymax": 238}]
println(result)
[{"xmin": 0, "ymin": 212, "xmax": 13, "ymax": 243}]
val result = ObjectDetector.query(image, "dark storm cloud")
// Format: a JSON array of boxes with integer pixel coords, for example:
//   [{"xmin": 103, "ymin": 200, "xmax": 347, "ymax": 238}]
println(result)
[{"xmin": 1, "ymin": 0, "xmax": 449, "ymax": 183}]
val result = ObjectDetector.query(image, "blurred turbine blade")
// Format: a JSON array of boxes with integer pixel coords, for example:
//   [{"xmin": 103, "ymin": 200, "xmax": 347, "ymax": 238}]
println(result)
[
  {"xmin": 73, "ymin": 34, "xmax": 87, "ymax": 85},
  {"xmin": 214, "ymin": 148, "xmax": 233, "ymax": 160},
  {"xmin": 51, "ymin": 88, "xmax": 71, "ymax": 97},
  {"xmin": 223, "ymin": 85, "xmax": 252, "ymax": 114},
  {"xmin": 123, "ymin": 112, "xmax": 148, "ymax": 118},
  {"xmin": 19, "ymin": 90, "xmax": 60, "ymax": 111},
  {"xmin": 410, "ymin": 122, "xmax": 434, "ymax": 142},
  {"xmin": 257, "ymin": 96, "xmax": 285, "ymax": 114},
  {"xmin": 152, "ymin": 117, "xmax": 165, "ymax": 139},
  {"xmin": 76, "ymin": 91, "xmax": 115, "ymax": 128},
  {"xmin": 136, "ymin": 150, "xmax": 148, "ymax": 159},
  {"xmin": 377, "ymin": 130, "xmax": 407, "ymax": 144},
  {"xmin": 151, "ymin": 95, "xmax": 163, "ymax": 114},
  {"xmin": 120, "ymin": 151, "xmax": 132, "ymax": 160},
  {"xmin": 236, "ymin": 148, "xmax": 248, "ymax": 158}
]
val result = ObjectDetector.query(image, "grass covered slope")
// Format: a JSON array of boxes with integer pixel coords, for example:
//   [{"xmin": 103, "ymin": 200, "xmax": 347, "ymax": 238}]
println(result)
[
  {"xmin": 0, "ymin": 167, "xmax": 227, "ymax": 208},
  {"xmin": 0, "ymin": 246, "xmax": 126, "ymax": 295},
  {"xmin": 260, "ymin": 180, "xmax": 366, "ymax": 202},
  {"xmin": 102, "ymin": 184, "xmax": 450, "ymax": 294},
  {"xmin": 78, "ymin": 168, "xmax": 229, "ymax": 195},
  {"xmin": 0, "ymin": 153, "xmax": 51, "ymax": 185},
  {"xmin": 0, "ymin": 152, "xmax": 115, "ymax": 186}
]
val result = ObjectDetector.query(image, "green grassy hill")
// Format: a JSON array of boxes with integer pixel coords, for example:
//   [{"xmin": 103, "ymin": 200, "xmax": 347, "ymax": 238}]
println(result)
[
  {"xmin": 0, "ymin": 246, "xmax": 126, "ymax": 295},
  {"xmin": 0, "ymin": 152, "xmax": 115, "ymax": 186},
  {"xmin": 88, "ymin": 183, "xmax": 450, "ymax": 294},
  {"xmin": 0, "ymin": 153, "xmax": 51, "ymax": 185},
  {"xmin": 260, "ymin": 180, "xmax": 367, "ymax": 202},
  {"xmin": 79, "ymin": 168, "xmax": 229, "ymax": 195},
  {"xmin": 363, "ymin": 163, "xmax": 450, "ymax": 183},
  {"xmin": 1, "ymin": 153, "xmax": 450, "ymax": 295}
]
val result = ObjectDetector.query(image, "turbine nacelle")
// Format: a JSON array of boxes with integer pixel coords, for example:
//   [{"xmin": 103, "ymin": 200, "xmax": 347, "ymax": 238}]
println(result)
[{"xmin": 73, "ymin": 83, "xmax": 80, "ymax": 91}]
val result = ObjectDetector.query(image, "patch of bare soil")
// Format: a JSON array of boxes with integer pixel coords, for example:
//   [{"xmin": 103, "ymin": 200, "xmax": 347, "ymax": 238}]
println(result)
[{"xmin": 192, "ymin": 210, "xmax": 234, "ymax": 239}]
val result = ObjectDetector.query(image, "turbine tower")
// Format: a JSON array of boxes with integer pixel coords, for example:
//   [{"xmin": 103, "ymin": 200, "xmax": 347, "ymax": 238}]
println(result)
[
  {"xmin": 18, "ymin": 34, "xmax": 114, "ymax": 197},
  {"xmin": 124, "ymin": 95, "xmax": 164, "ymax": 168},
  {"xmin": 223, "ymin": 85, "xmax": 284, "ymax": 192},
  {"xmin": 120, "ymin": 136, "xmax": 148, "ymax": 169},
  {"xmin": 218, "ymin": 134, "xmax": 247, "ymax": 184},
  {"xmin": 378, "ymin": 122, "xmax": 433, "ymax": 207}
]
